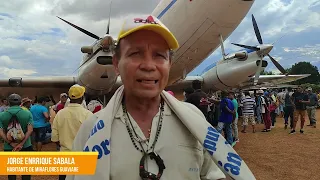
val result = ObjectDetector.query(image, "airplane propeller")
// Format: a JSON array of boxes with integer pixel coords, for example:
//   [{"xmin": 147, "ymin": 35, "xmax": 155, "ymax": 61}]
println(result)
[
  {"xmin": 106, "ymin": 1, "xmax": 112, "ymax": 35},
  {"xmin": 57, "ymin": 1, "xmax": 113, "ymax": 40},
  {"xmin": 57, "ymin": 1, "xmax": 114, "ymax": 73},
  {"xmin": 231, "ymin": 14, "xmax": 287, "ymax": 85},
  {"xmin": 56, "ymin": 16, "xmax": 100, "ymax": 40}
]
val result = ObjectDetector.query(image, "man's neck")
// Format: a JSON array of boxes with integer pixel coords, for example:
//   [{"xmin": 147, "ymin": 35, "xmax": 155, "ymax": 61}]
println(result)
[{"xmin": 124, "ymin": 94, "xmax": 161, "ymax": 121}]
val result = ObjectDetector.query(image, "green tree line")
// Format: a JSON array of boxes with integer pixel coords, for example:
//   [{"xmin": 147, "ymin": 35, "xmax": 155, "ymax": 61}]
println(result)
[{"xmin": 261, "ymin": 61, "xmax": 320, "ymax": 86}]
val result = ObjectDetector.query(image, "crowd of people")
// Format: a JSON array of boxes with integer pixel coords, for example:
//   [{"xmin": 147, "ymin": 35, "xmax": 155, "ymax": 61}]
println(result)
[
  {"xmin": 182, "ymin": 82, "xmax": 319, "ymax": 147},
  {"xmin": 0, "ymin": 85, "xmax": 105, "ymax": 180}
]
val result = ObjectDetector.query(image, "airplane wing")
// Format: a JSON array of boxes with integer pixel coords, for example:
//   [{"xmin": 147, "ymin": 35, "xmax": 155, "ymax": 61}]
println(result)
[
  {"xmin": 165, "ymin": 76, "xmax": 204, "ymax": 92},
  {"xmin": 0, "ymin": 76, "xmax": 77, "ymax": 100},
  {"xmin": 238, "ymin": 74, "xmax": 311, "ymax": 89},
  {"xmin": 163, "ymin": 74, "xmax": 310, "ymax": 95}
]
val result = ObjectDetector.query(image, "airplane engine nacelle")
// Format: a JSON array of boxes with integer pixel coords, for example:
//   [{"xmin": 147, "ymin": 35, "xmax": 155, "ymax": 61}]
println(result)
[
  {"xmin": 235, "ymin": 52, "xmax": 247, "ymax": 60},
  {"xmin": 81, "ymin": 46, "xmax": 93, "ymax": 54},
  {"xmin": 202, "ymin": 60, "xmax": 260, "ymax": 91}
]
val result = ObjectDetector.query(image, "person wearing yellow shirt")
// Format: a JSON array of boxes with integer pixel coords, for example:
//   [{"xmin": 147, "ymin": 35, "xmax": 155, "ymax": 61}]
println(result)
[
  {"xmin": 51, "ymin": 84, "xmax": 93, "ymax": 180},
  {"xmin": 20, "ymin": 98, "xmax": 32, "ymax": 111}
]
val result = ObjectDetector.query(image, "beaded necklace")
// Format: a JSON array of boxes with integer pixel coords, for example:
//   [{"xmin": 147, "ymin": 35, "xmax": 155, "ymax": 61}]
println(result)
[
  {"xmin": 122, "ymin": 98, "xmax": 166, "ymax": 180},
  {"xmin": 122, "ymin": 98, "xmax": 164, "ymax": 153}
]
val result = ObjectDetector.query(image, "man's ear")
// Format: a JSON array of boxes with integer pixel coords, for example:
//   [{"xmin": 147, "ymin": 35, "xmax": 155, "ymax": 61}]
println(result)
[{"xmin": 112, "ymin": 55, "xmax": 120, "ymax": 76}]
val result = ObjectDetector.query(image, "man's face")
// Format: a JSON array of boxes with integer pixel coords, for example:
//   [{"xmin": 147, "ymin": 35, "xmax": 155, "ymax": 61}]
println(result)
[
  {"xmin": 113, "ymin": 30, "xmax": 171, "ymax": 99},
  {"xmin": 61, "ymin": 96, "xmax": 67, "ymax": 103},
  {"xmin": 3, "ymin": 100, "xmax": 8, "ymax": 105},
  {"xmin": 228, "ymin": 93, "xmax": 234, "ymax": 99},
  {"xmin": 298, "ymin": 87, "xmax": 303, "ymax": 93}
]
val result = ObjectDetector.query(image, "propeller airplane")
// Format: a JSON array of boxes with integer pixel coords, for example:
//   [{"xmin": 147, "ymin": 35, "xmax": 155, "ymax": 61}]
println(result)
[{"xmin": 0, "ymin": 0, "xmax": 309, "ymax": 103}]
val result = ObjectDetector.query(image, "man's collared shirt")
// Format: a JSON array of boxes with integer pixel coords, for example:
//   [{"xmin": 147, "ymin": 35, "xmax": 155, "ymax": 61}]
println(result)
[
  {"xmin": 51, "ymin": 103, "xmax": 93, "ymax": 151},
  {"xmin": 108, "ymin": 102, "xmax": 226, "ymax": 180}
]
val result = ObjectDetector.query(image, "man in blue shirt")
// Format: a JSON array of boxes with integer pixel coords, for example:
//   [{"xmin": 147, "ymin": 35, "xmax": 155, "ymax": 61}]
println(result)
[
  {"xmin": 30, "ymin": 96, "xmax": 50, "ymax": 151},
  {"xmin": 216, "ymin": 91, "xmax": 234, "ymax": 145}
]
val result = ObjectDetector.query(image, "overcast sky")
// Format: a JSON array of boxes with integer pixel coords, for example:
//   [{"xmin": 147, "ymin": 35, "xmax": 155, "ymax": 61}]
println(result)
[{"xmin": 0, "ymin": 0, "xmax": 319, "ymax": 78}]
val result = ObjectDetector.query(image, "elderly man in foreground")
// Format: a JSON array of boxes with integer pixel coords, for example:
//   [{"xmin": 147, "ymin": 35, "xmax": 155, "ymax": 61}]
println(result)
[{"xmin": 67, "ymin": 15, "xmax": 255, "ymax": 180}]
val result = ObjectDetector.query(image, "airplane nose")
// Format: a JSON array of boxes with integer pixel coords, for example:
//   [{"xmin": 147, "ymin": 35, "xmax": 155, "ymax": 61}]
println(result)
[{"xmin": 259, "ymin": 44, "xmax": 273, "ymax": 55}]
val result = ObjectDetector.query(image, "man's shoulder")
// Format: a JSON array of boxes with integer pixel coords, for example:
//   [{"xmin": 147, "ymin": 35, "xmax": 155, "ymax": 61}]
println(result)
[
  {"xmin": 220, "ymin": 98, "xmax": 226, "ymax": 103},
  {"xmin": 19, "ymin": 109, "xmax": 32, "ymax": 116},
  {"xmin": 60, "ymin": 106, "xmax": 93, "ymax": 114},
  {"xmin": 225, "ymin": 98, "xmax": 233, "ymax": 104},
  {"xmin": 3, "ymin": 107, "xmax": 31, "ymax": 119},
  {"xmin": 0, "ymin": 111, "xmax": 10, "ymax": 120}
]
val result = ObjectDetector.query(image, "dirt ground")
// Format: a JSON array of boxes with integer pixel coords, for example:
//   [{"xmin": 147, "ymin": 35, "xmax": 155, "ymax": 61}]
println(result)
[{"xmin": 0, "ymin": 111, "xmax": 319, "ymax": 180}]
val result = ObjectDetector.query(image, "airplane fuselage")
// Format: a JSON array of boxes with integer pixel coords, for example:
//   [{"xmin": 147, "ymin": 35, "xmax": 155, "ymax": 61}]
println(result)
[
  {"xmin": 0, "ymin": 0, "xmax": 255, "ymax": 101},
  {"xmin": 76, "ymin": 0, "xmax": 255, "ymax": 96}
]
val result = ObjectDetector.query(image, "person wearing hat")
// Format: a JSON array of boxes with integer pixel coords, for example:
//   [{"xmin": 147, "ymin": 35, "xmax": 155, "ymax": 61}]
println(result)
[
  {"xmin": 53, "ymin": 93, "xmax": 68, "ymax": 113},
  {"xmin": 67, "ymin": 15, "xmax": 255, "ymax": 180},
  {"xmin": 255, "ymin": 90, "xmax": 264, "ymax": 124},
  {"xmin": 87, "ymin": 97, "xmax": 103, "ymax": 114},
  {"xmin": 306, "ymin": 87, "xmax": 317, "ymax": 128},
  {"xmin": 21, "ymin": 97, "xmax": 32, "ymax": 111},
  {"xmin": 0, "ymin": 94, "xmax": 34, "ymax": 180},
  {"xmin": 51, "ymin": 84, "xmax": 93, "ymax": 180}
]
